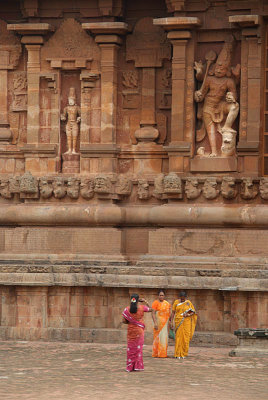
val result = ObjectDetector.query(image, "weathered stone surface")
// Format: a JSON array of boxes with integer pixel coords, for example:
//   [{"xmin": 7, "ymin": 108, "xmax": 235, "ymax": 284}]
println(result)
[
  {"xmin": 0, "ymin": 0, "xmax": 267, "ymax": 343},
  {"xmin": 230, "ymin": 328, "xmax": 268, "ymax": 357}
]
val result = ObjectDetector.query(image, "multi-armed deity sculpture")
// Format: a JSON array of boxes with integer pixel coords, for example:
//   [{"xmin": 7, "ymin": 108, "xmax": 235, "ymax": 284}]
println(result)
[
  {"xmin": 194, "ymin": 37, "xmax": 240, "ymax": 158},
  {"xmin": 61, "ymin": 87, "xmax": 81, "ymax": 155}
]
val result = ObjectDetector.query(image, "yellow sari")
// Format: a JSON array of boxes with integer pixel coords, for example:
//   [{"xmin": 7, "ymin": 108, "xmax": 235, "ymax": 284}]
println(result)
[
  {"xmin": 172, "ymin": 299, "xmax": 197, "ymax": 358},
  {"xmin": 152, "ymin": 300, "xmax": 171, "ymax": 358}
]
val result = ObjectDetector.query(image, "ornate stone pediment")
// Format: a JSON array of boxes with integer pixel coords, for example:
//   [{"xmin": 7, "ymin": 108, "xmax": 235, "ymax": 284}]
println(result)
[
  {"xmin": 0, "ymin": 20, "xmax": 21, "ymax": 69},
  {"xmin": 42, "ymin": 18, "xmax": 98, "ymax": 70},
  {"xmin": 126, "ymin": 17, "xmax": 171, "ymax": 68}
]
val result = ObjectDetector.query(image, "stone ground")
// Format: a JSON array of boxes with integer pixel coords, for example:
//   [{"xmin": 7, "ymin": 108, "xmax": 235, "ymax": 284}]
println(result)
[{"xmin": 0, "ymin": 341, "xmax": 267, "ymax": 400}]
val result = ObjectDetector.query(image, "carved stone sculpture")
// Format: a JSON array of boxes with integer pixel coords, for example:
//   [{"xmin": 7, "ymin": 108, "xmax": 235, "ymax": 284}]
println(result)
[
  {"xmin": 67, "ymin": 178, "xmax": 80, "ymax": 199},
  {"xmin": 137, "ymin": 179, "xmax": 150, "ymax": 200},
  {"xmin": 53, "ymin": 177, "xmax": 67, "ymax": 199},
  {"xmin": 221, "ymin": 177, "xmax": 237, "ymax": 199},
  {"xmin": 115, "ymin": 175, "xmax": 132, "ymax": 196},
  {"xmin": 194, "ymin": 38, "xmax": 240, "ymax": 157},
  {"xmin": 61, "ymin": 87, "xmax": 81, "ymax": 155},
  {"xmin": 163, "ymin": 173, "xmax": 182, "ymax": 194},
  {"xmin": 202, "ymin": 178, "xmax": 219, "ymax": 200},
  {"xmin": 19, "ymin": 172, "xmax": 39, "ymax": 198},
  {"xmin": 94, "ymin": 175, "xmax": 112, "ymax": 194},
  {"xmin": 241, "ymin": 178, "xmax": 257, "ymax": 200},
  {"xmin": 39, "ymin": 178, "xmax": 53, "ymax": 199},
  {"xmin": 80, "ymin": 178, "xmax": 94, "ymax": 200},
  {"xmin": 153, "ymin": 174, "xmax": 164, "ymax": 199},
  {"xmin": 185, "ymin": 178, "xmax": 201, "ymax": 200},
  {"xmin": 0, "ymin": 179, "xmax": 12, "ymax": 199},
  {"xmin": 259, "ymin": 178, "xmax": 268, "ymax": 200}
]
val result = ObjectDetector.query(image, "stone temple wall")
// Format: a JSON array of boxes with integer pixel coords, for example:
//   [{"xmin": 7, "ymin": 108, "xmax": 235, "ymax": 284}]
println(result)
[{"xmin": 0, "ymin": 0, "xmax": 267, "ymax": 343}]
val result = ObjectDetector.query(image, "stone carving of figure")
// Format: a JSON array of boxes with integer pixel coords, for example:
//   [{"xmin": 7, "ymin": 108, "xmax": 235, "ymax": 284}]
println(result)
[
  {"xmin": 241, "ymin": 178, "xmax": 257, "ymax": 200},
  {"xmin": 53, "ymin": 177, "xmax": 67, "ymax": 199},
  {"xmin": 19, "ymin": 172, "xmax": 38, "ymax": 195},
  {"xmin": 137, "ymin": 179, "xmax": 150, "ymax": 200},
  {"xmin": 94, "ymin": 175, "xmax": 112, "ymax": 194},
  {"xmin": 0, "ymin": 179, "xmax": 12, "ymax": 199},
  {"xmin": 80, "ymin": 178, "xmax": 94, "ymax": 199},
  {"xmin": 67, "ymin": 178, "xmax": 80, "ymax": 199},
  {"xmin": 39, "ymin": 178, "xmax": 53, "ymax": 199},
  {"xmin": 202, "ymin": 178, "xmax": 219, "ymax": 200},
  {"xmin": 259, "ymin": 178, "xmax": 268, "ymax": 200},
  {"xmin": 153, "ymin": 174, "xmax": 164, "ymax": 199},
  {"xmin": 61, "ymin": 87, "xmax": 81, "ymax": 155},
  {"xmin": 221, "ymin": 177, "xmax": 237, "ymax": 199},
  {"xmin": 163, "ymin": 173, "xmax": 182, "ymax": 194},
  {"xmin": 194, "ymin": 38, "xmax": 240, "ymax": 157},
  {"xmin": 115, "ymin": 175, "xmax": 132, "ymax": 196},
  {"xmin": 185, "ymin": 178, "xmax": 201, "ymax": 200}
]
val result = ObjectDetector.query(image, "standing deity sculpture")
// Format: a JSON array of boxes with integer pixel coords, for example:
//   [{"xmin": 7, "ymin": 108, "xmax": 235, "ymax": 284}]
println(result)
[
  {"xmin": 194, "ymin": 38, "xmax": 240, "ymax": 158},
  {"xmin": 61, "ymin": 87, "xmax": 81, "ymax": 155}
]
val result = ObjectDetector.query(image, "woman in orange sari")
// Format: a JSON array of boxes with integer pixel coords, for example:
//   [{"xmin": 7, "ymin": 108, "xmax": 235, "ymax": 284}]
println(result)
[
  {"xmin": 152, "ymin": 289, "xmax": 171, "ymax": 358},
  {"xmin": 170, "ymin": 291, "xmax": 197, "ymax": 359}
]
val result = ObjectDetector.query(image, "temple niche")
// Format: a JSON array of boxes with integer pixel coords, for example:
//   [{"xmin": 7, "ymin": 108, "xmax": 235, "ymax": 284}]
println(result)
[
  {"xmin": 41, "ymin": 18, "xmax": 100, "ymax": 173},
  {"xmin": 191, "ymin": 36, "xmax": 241, "ymax": 172}
]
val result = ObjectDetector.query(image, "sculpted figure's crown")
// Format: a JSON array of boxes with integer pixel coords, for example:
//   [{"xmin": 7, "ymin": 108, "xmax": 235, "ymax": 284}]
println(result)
[
  {"xmin": 68, "ymin": 87, "xmax": 76, "ymax": 100},
  {"xmin": 216, "ymin": 36, "xmax": 234, "ymax": 70}
]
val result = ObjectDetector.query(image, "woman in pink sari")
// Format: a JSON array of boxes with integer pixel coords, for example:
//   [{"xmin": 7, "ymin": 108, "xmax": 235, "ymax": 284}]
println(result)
[{"xmin": 122, "ymin": 293, "xmax": 152, "ymax": 372}]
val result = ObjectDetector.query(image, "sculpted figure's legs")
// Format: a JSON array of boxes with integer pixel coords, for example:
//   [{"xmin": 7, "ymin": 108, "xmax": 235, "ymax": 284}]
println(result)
[
  {"xmin": 72, "ymin": 123, "xmax": 79, "ymax": 155},
  {"xmin": 203, "ymin": 113, "xmax": 217, "ymax": 157},
  {"xmin": 65, "ymin": 123, "xmax": 72, "ymax": 154}
]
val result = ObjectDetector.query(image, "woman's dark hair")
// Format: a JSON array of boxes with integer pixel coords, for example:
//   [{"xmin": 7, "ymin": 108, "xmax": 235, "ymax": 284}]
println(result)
[
  {"xmin": 130, "ymin": 293, "xmax": 139, "ymax": 313},
  {"xmin": 158, "ymin": 289, "xmax": 165, "ymax": 295},
  {"xmin": 179, "ymin": 291, "xmax": 187, "ymax": 298}
]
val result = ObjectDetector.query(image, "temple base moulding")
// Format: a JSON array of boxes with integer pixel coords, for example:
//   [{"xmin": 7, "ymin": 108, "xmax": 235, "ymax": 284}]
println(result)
[
  {"xmin": 62, "ymin": 153, "xmax": 80, "ymax": 174},
  {"xmin": 190, "ymin": 156, "xmax": 237, "ymax": 172}
]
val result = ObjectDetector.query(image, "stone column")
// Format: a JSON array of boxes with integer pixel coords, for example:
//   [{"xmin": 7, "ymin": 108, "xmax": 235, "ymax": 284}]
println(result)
[
  {"xmin": 82, "ymin": 23, "xmax": 128, "ymax": 173},
  {"xmin": 24, "ymin": 40, "xmax": 42, "ymax": 145},
  {"xmin": 229, "ymin": 15, "xmax": 261, "ymax": 175},
  {"xmin": 153, "ymin": 17, "xmax": 200, "ymax": 172},
  {"xmin": 7, "ymin": 24, "xmax": 55, "ymax": 174},
  {"xmin": 0, "ymin": 67, "xmax": 12, "ymax": 141}
]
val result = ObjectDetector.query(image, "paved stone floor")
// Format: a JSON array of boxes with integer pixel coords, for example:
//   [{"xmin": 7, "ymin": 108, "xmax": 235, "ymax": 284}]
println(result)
[{"xmin": 0, "ymin": 341, "xmax": 267, "ymax": 400}]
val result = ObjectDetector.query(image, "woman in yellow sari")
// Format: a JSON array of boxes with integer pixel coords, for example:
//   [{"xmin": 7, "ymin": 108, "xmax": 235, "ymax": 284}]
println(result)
[
  {"xmin": 152, "ymin": 289, "xmax": 171, "ymax": 358},
  {"xmin": 170, "ymin": 291, "xmax": 197, "ymax": 359}
]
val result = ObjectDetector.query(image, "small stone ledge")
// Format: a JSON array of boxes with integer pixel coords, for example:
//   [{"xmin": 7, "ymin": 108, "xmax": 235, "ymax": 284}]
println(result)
[
  {"xmin": 0, "ymin": 327, "xmax": 237, "ymax": 346},
  {"xmin": 0, "ymin": 271, "xmax": 266, "ymax": 291},
  {"xmin": 229, "ymin": 328, "xmax": 268, "ymax": 357}
]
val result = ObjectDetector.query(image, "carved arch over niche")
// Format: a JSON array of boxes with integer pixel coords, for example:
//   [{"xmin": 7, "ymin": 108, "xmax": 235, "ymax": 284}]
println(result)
[{"xmin": 41, "ymin": 18, "xmax": 99, "ymax": 70}]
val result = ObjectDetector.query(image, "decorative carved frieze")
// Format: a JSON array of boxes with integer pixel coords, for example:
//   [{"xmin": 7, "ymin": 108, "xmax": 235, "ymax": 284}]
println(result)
[{"xmin": 0, "ymin": 175, "xmax": 267, "ymax": 202}]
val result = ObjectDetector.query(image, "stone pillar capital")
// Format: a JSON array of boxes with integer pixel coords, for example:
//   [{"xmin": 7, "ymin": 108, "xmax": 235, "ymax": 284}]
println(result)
[
  {"xmin": 82, "ymin": 22, "xmax": 128, "ymax": 44},
  {"xmin": 7, "ymin": 23, "xmax": 54, "ymax": 41},
  {"xmin": 153, "ymin": 17, "xmax": 201, "ymax": 32}
]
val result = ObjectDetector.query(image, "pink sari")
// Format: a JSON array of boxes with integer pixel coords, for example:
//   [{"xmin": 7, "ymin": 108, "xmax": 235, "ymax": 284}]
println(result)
[{"xmin": 122, "ymin": 305, "xmax": 150, "ymax": 372}]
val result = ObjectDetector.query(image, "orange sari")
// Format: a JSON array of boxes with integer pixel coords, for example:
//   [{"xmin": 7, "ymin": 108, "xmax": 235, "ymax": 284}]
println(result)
[
  {"xmin": 152, "ymin": 300, "xmax": 171, "ymax": 358},
  {"xmin": 172, "ymin": 299, "xmax": 197, "ymax": 358}
]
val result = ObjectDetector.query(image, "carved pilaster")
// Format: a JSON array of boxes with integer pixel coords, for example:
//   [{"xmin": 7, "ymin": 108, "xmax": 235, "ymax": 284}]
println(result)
[
  {"xmin": 82, "ymin": 22, "xmax": 128, "ymax": 173},
  {"xmin": 153, "ymin": 17, "xmax": 200, "ymax": 172},
  {"xmin": 229, "ymin": 15, "xmax": 261, "ymax": 175}
]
